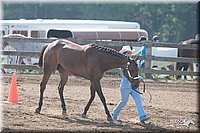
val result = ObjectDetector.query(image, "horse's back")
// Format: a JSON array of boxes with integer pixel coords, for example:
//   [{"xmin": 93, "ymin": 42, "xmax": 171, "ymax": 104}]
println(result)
[
  {"xmin": 182, "ymin": 39, "xmax": 200, "ymax": 45},
  {"xmin": 48, "ymin": 39, "xmax": 95, "ymax": 77},
  {"xmin": 50, "ymin": 39, "xmax": 85, "ymax": 51},
  {"xmin": 42, "ymin": 39, "xmax": 89, "ymax": 65},
  {"xmin": 180, "ymin": 39, "xmax": 199, "ymax": 58}
]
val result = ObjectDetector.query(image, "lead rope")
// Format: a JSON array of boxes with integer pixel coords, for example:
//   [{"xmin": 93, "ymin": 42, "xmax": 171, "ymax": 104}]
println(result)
[
  {"xmin": 137, "ymin": 78, "xmax": 152, "ymax": 103},
  {"xmin": 126, "ymin": 68, "xmax": 152, "ymax": 103}
]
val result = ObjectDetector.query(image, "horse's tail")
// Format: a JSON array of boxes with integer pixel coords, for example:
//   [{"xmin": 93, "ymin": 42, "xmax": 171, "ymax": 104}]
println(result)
[{"xmin": 38, "ymin": 44, "xmax": 48, "ymax": 68}]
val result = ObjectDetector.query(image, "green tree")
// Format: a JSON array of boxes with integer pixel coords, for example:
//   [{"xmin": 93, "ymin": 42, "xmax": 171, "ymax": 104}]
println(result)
[{"xmin": 2, "ymin": 3, "xmax": 197, "ymax": 43}]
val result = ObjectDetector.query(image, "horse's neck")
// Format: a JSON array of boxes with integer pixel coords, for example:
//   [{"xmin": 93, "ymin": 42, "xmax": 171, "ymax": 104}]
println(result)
[
  {"xmin": 89, "ymin": 45, "xmax": 128, "ymax": 72},
  {"xmin": 100, "ymin": 55, "xmax": 128, "ymax": 72}
]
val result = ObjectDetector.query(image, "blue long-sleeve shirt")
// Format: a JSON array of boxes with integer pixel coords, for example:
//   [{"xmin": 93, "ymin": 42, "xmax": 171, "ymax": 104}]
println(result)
[
  {"xmin": 137, "ymin": 46, "xmax": 146, "ymax": 68},
  {"xmin": 119, "ymin": 68, "xmax": 132, "ymax": 89}
]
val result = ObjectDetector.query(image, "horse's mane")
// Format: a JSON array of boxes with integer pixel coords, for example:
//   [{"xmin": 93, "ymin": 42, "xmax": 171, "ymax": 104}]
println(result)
[{"xmin": 91, "ymin": 43, "xmax": 125, "ymax": 58}]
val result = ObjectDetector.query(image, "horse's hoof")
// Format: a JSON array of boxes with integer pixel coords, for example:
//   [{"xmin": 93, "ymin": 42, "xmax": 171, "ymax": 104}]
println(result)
[
  {"xmin": 107, "ymin": 117, "xmax": 113, "ymax": 122},
  {"xmin": 35, "ymin": 108, "xmax": 40, "ymax": 114},
  {"xmin": 82, "ymin": 113, "xmax": 87, "ymax": 118},
  {"xmin": 62, "ymin": 111, "xmax": 68, "ymax": 118}
]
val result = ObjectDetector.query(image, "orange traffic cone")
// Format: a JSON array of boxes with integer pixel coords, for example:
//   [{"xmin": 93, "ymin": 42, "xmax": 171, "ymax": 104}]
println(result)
[{"xmin": 7, "ymin": 73, "xmax": 19, "ymax": 104}]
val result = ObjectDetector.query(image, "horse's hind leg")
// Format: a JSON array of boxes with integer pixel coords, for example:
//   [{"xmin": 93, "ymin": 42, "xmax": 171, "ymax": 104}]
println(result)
[
  {"xmin": 35, "ymin": 70, "xmax": 52, "ymax": 114},
  {"xmin": 35, "ymin": 58, "xmax": 57, "ymax": 114},
  {"xmin": 82, "ymin": 83, "xmax": 96, "ymax": 117},
  {"xmin": 57, "ymin": 64, "xmax": 69, "ymax": 117}
]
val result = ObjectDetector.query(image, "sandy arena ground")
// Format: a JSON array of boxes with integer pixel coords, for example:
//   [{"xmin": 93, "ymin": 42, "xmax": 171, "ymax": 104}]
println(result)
[{"xmin": 1, "ymin": 73, "xmax": 199, "ymax": 132}]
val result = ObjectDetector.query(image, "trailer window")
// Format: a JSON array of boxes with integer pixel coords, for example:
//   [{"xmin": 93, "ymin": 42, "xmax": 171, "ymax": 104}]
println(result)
[
  {"xmin": 12, "ymin": 30, "xmax": 28, "ymax": 36},
  {"xmin": 47, "ymin": 29, "xmax": 73, "ymax": 39},
  {"xmin": 31, "ymin": 30, "xmax": 45, "ymax": 38},
  {"xmin": 31, "ymin": 31, "xmax": 38, "ymax": 38}
]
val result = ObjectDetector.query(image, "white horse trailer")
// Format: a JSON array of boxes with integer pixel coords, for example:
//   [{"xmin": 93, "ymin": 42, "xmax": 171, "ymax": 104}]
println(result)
[
  {"xmin": 1, "ymin": 19, "xmax": 141, "ymax": 39},
  {"xmin": 1, "ymin": 19, "xmax": 148, "ymax": 73}
]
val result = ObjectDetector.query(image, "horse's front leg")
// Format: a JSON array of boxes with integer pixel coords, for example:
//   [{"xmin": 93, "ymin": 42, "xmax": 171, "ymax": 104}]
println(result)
[{"xmin": 95, "ymin": 81, "xmax": 112, "ymax": 121}]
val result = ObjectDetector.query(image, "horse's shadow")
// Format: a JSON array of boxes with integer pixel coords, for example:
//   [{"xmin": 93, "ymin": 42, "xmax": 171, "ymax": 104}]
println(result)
[{"xmin": 40, "ymin": 113, "xmax": 166, "ymax": 132}]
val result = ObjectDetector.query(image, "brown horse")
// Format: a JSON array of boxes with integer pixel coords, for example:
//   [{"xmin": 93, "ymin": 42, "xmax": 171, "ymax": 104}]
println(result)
[
  {"xmin": 35, "ymin": 39, "xmax": 140, "ymax": 121},
  {"xmin": 176, "ymin": 38, "xmax": 199, "ymax": 79}
]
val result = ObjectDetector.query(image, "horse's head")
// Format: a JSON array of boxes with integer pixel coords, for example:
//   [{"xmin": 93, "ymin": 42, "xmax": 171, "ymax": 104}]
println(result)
[{"xmin": 123, "ymin": 57, "xmax": 140, "ymax": 89}]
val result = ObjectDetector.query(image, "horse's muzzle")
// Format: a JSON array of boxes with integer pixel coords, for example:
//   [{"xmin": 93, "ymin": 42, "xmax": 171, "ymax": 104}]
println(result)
[{"xmin": 131, "ymin": 76, "xmax": 146, "ymax": 94}]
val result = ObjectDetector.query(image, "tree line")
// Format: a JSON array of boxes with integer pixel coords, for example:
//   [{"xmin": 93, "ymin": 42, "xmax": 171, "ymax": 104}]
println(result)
[{"xmin": 2, "ymin": 3, "xmax": 198, "ymax": 43}]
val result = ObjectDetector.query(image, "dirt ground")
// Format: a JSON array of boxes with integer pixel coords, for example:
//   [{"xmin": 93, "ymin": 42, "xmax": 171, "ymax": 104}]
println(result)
[{"xmin": 1, "ymin": 73, "xmax": 199, "ymax": 132}]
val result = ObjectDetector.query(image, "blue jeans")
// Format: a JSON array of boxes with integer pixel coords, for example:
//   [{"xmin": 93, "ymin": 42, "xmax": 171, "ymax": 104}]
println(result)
[{"xmin": 112, "ymin": 87, "xmax": 146, "ymax": 119}]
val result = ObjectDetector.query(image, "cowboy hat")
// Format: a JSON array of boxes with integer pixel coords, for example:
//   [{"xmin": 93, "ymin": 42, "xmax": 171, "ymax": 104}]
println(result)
[{"xmin": 119, "ymin": 45, "xmax": 133, "ymax": 54}]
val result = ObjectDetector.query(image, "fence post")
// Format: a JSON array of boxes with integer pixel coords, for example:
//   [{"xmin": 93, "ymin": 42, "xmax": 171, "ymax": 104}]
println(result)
[{"xmin": 144, "ymin": 41, "xmax": 152, "ymax": 73}]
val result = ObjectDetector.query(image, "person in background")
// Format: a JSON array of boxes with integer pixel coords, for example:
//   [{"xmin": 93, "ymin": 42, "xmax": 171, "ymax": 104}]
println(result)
[
  {"xmin": 136, "ymin": 36, "xmax": 147, "ymax": 68},
  {"xmin": 112, "ymin": 45, "xmax": 150, "ymax": 124},
  {"xmin": 135, "ymin": 36, "xmax": 154, "ymax": 79},
  {"xmin": 152, "ymin": 35, "xmax": 159, "ymax": 43},
  {"xmin": 130, "ymin": 36, "xmax": 147, "ymax": 68}
]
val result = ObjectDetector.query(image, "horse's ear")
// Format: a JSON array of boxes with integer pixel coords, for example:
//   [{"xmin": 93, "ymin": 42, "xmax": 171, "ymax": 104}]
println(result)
[{"xmin": 133, "ymin": 55, "xmax": 139, "ymax": 61}]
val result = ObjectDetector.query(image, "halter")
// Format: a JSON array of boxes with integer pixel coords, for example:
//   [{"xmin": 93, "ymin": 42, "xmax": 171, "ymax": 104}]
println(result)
[{"xmin": 125, "ymin": 61, "xmax": 146, "ymax": 94}]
